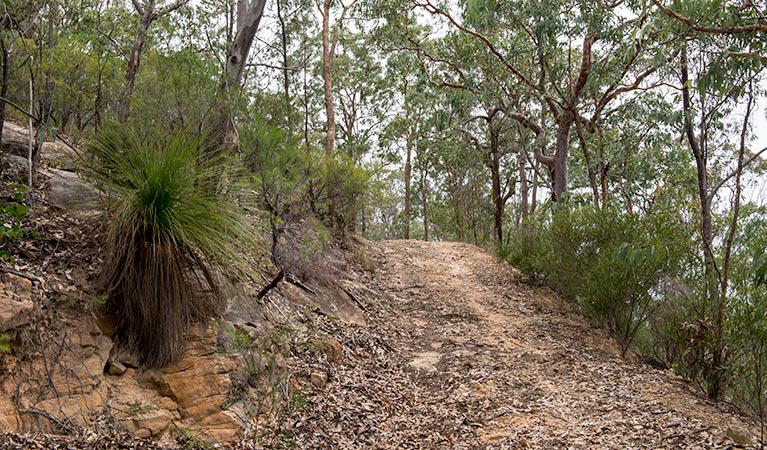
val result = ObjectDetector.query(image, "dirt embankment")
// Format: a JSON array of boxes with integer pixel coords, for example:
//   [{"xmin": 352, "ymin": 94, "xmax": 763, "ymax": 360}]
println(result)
[{"xmin": 1, "ymin": 233, "xmax": 760, "ymax": 449}]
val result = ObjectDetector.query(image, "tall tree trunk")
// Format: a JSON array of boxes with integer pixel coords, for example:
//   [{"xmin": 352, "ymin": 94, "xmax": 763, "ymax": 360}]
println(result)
[
  {"xmin": 119, "ymin": 0, "xmax": 190, "ymax": 123},
  {"xmin": 118, "ymin": 10, "xmax": 151, "ymax": 123},
  {"xmin": 576, "ymin": 119, "xmax": 599, "ymax": 206},
  {"xmin": 531, "ymin": 161, "xmax": 538, "ymax": 215},
  {"xmin": 454, "ymin": 191, "xmax": 464, "ymax": 241},
  {"xmin": 552, "ymin": 109, "xmax": 574, "ymax": 201},
  {"xmin": 598, "ymin": 126, "xmax": 608, "ymax": 208},
  {"xmin": 541, "ymin": 35, "xmax": 596, "ymax": 202},
  {"xmin": 224, "ymin": 0, "xmax": 266, "ymax": 89},
  {"xmin": 35, "ymin": 4, "xmax": 55, "ymax": 172},
  {"xmin": 207, "ymin": 0, "xmax": 265, "ymax": 146},
  {"xmin": 489, "ymin": 127, "xmax": 503, "ymax": 246},
  {"xmin": 95, "ymin": 57, "xmax": 104, "ymax": 131},
  {"xmin": 722, "ymin": 81, "xmax": 752, "ymax": 304},
  {"xmin": 681, "ymin": 45, "xmax": 722, "ymax": 400},
  {"xmin": 404, "ymin": 135, "xmax": 412, "ymax": 239},
  {"xmin": 27, "ymin": 60, "xmax": 33, "ymax": 187},
  {"xmin": 321, "ymin": 0, "xmax": 335, "ymax": 157},
  {"xmin": 302, "ymin": 40, "xmax": 310, "ymax": 149},
  {"xmin": 518, "ymin": 142, "xmax": 528, "ymax": 224},
  {"xmin": 276, "ymin": 0, "xmax": 290, "ymax": 131},
  {"xmin": 421, "ymin": 161, "xmax": 429, "ymax": 241},
  {"xmin": 0, "ymin": 33, "xmax": 8, "ymax": 148},
  {"xmin": 403, "ymin": 81, "xmax": 412, "ymax": 239}
]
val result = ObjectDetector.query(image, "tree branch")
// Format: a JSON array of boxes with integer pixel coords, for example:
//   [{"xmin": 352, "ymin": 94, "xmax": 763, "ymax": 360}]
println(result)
[
  {"xmin": 131, "ymin": 0, "xmax": 145, "ymax": 16},
  {"xmin": 651, "ymin": 0, "xmax": 767, "ymax": 35},
  {"xmin": 411, "ymin": 0, "xmax": 539, "ymax": 92},
  {"xmin": 157, "ymin": 0, "xmax": 190, "ymax": 17},
  {"xmin": 709, "ymin": 146, "xmax": 767, "ymax": 200}
]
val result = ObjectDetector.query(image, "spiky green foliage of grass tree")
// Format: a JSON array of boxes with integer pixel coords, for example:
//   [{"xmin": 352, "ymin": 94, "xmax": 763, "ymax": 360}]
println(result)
[{"xmin": 87, "ymin": 124, "xmax": 254, "ymax": 367}]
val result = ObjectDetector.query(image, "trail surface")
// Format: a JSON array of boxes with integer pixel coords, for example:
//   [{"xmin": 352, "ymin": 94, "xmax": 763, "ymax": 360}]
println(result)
[{"xmin": 289, "ymin": 240, "xmax": 758, "ymax": 449}]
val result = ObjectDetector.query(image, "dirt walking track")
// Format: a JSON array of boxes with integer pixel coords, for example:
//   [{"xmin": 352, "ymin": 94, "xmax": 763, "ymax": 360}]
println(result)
[{"xmin": 290, "ymin": 240, "xmax": 759, "ymax": 449}]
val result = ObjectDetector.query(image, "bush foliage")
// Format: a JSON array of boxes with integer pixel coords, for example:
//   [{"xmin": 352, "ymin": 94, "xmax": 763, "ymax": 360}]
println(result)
[{"xmin": 508, "ymin": 205, "xmax": 693, "ymax": 357}]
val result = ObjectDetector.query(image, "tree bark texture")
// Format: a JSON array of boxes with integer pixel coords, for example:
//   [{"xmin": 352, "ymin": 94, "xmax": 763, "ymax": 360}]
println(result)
[
  {"xmin": 225, "ymin": 0, "xmax": 267, "ymax": 89},
  {"xmin": 0, "ymin": 34, "xmax": 8, "ymax": 149}
]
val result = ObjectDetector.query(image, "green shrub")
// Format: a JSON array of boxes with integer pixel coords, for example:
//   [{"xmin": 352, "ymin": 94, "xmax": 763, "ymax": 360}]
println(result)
[
  {"xmin": 86, "ymin": 123, "xmax": 254, "ymax": 367},
  {"xmin": 241, "ymin": 120, "xmax": 369, "ymax": 234},
  {"xmin": 0, "ymin": 185, "xmax": 38, "ymax": 262},
  {"xmin": 0, "ymin": 333, "xmax": 10, "ymax": 353},
  {"xmin": 508, "ymin": 205, "xmax": 692, "ymax": 357}
]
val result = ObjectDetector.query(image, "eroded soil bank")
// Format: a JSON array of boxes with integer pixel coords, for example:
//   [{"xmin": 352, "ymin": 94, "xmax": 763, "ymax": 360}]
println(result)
[{"xmin": 1, "ymin": 238, "xmax": 760, "ymax": 449}]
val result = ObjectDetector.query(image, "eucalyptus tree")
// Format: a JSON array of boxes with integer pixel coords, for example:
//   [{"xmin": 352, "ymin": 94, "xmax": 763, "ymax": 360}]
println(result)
[
  {"xmin": 334, "ymin": 32, "xmax": 392, "ymax": 163},
  {"xmin": 676, "ymin": 38, "xmax": 764, "ymax": 401},
  {"xmin": 117, "ymin": 0, "xmax": 189, "ymax": 122},
  {"xmin": 372, "ymin": 19, "xmax": 427, "ymax": 237},
  {"xmin": 319, "ymin": 0, "xmax": 358, "ymax": 157},
  {"xmin": 407, "ymin": 0, "xmax": 674, "ymax": 204}
]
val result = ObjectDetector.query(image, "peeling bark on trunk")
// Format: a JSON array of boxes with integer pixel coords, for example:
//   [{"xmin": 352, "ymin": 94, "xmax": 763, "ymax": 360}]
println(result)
[{"xmin": 225, "ymin": 0, "xmax": 267, "ymax": 90}]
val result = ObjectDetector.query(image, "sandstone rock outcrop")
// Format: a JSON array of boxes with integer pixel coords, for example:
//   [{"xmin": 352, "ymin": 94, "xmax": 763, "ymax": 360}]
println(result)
[{"xmin": 0, "ymin": 273, "xmax": 34, "ymax": 332}]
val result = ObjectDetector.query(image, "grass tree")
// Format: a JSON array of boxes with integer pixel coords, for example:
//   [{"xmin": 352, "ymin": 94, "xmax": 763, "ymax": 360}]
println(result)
[{"xmin": 87, "ymin": 124, "xmax": 254, "ymax": 367}]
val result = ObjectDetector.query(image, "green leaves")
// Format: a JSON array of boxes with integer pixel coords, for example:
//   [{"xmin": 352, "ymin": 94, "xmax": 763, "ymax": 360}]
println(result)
[
  {"xmin": 753, "ymin": 248, "xmax": 767, "ymax": 287},
  {"xmin": 0, "ymin": 333, "xmax": 9, "ymax": 353},
  {"xmin": 0, "ymin": 185, "xmax": 36, "ymax": 263},
  {"xmin": 463, "ymin": 0, "xmax": 496, "ymax": 30},
  {"xmin": 615, "ymin": 242, "xmax": 669, "ymax": 271}
]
